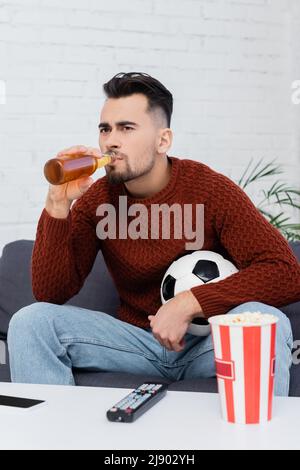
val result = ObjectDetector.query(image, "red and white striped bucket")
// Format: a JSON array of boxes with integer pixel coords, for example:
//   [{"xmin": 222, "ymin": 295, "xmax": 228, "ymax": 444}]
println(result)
[{"xmin": 208, "ymin": 313, "xmax": 278, "ymax": 424}]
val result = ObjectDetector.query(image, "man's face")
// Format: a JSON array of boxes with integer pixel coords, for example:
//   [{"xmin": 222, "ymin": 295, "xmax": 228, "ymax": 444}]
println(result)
[{"xmin": 99, "ymin": 93, "xmax": 163, "ymax": 184}]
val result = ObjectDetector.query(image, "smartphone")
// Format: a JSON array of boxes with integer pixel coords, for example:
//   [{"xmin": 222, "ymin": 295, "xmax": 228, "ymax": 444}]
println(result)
[{"xmin": 0, "ymin": 394, "xmax": 45, "ymax": 409}]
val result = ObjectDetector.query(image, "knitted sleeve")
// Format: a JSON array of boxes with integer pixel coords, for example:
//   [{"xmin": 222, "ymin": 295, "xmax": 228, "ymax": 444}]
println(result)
[
  {"xmin": 31, "ymin": 189, "xmax": 100, "ymax": 304},
  {"xmin": 191, "ymin": 173, "xmax": 300, "ymax": 318}
]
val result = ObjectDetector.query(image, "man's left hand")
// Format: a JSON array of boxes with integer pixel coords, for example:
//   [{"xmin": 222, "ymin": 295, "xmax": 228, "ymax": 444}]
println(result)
[{"xmin": 148, "ymin": 291, "xmax": 204, "ymax": 352}]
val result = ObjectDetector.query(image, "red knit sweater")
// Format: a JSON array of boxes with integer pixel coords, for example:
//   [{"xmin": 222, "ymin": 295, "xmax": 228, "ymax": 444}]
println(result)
[{"xmin": 31, "ymin": 156, "xmax": 300, "ymax": 328}]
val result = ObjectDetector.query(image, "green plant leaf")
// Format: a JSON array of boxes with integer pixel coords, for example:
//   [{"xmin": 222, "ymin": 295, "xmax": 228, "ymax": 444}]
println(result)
[
  {"xmin": 238, "ymin": 159, "xmax": 283, "ymax": 190},
  {"xmin": 238, "ymin": 158, "xmax": 300, "ymax": 241}
]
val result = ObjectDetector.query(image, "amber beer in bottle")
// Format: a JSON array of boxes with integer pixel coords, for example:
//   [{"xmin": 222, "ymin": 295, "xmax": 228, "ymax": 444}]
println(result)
[{"xmin": 44, "ymin": 152, "xmax": 113, "ymax": 185}]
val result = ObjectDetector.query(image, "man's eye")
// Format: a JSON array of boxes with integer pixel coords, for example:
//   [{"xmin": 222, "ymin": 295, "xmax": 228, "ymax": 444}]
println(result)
[
  {"xmin": 123, "ymin": 126, "xmax": 133, "ymax": 131},
  {"xmin": 99, "ymin": 128, "xmax": 110, "ymax": 134}
]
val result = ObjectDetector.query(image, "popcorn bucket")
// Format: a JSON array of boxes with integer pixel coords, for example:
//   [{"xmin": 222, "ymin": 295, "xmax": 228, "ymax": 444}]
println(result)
[{"xmin": 208, "ymin": 313, "xmax": 278, "ymax": 424}]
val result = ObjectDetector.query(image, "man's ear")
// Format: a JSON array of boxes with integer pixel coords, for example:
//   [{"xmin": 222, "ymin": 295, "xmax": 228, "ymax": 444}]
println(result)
[{"xmin": 157, "ymin": 128, "xmax": 173, "ymax": 154}]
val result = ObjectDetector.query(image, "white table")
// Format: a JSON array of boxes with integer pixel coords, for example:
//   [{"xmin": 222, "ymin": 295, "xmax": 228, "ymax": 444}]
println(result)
[{"xmin": 0, "ymin": 382, "xmax": 299, "ymax": 450}]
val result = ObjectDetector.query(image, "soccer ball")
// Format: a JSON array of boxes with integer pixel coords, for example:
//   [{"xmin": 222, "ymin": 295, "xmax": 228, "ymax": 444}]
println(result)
[{"xmin": 160, "ymin": 251, "xmax": 238, "ymax": 336}]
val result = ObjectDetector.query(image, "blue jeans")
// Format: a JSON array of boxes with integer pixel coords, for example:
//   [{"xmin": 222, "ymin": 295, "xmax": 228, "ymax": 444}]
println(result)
[{"xmin": 7, "ymin": 301, "xmax": 293, "ymax": 396}]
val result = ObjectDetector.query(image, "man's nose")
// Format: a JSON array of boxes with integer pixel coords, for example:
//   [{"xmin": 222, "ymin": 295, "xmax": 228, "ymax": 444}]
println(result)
[{"xmin": 105, "ymin": 129, "xmax": 121, "ymax": 149}]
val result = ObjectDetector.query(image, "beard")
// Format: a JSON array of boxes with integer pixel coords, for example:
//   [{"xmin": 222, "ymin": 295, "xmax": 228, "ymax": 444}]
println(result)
[{"xmin": 105, "ymin": 155, "xmax": 155, "ymax": 185}]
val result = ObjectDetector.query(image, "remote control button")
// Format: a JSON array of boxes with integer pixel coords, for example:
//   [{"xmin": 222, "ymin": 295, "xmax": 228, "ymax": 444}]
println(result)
[
  {"xmin": 135, "ymin": 394, "xmax": 151, "ymax": 407},
  {"xmin": 153, "ymin": 384, "xmax": 163, "ymax": 391},
  {"xmin": 145, "ymin": 384, "xmax": 154, "ymax": 391}
]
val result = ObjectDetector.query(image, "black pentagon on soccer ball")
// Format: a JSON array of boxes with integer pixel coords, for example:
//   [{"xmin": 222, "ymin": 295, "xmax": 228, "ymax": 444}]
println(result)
[
  {"xmin": 162, "ymin": 274, "xmax": 176, "ymax": 301},
  {"xmin": 192, "ymin": 259, "xmax": 220, "ymax": 283}
]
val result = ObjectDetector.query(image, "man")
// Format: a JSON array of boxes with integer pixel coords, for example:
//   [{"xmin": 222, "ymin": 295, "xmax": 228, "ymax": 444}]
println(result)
[{"xmin": 8, "ymin": 72, "xmax": 300, "ymax": 395}]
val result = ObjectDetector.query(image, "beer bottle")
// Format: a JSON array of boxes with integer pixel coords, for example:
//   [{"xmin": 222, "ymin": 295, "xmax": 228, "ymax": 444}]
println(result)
[{"xmin": 44, "ymin": 152, "xmax": 114, "ymax": 185}]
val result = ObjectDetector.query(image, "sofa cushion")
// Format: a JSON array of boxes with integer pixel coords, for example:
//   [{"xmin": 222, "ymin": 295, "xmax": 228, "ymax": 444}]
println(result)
[
  {"xmin": 0, "ymin": 241, "xmax": 36, "ymax": 337},
  {"xmin": 290, "ymin": 241, "xmax": 300, "ymax": 261},
  {"xmin": 0, "ymin": 240, "xmax": 120, "ymax": 337},
  {"xmin": 74, "ymin": 370, "xmax": 172, "ymax": 388},
  {"xmin": 74, "ymin": 369, "xmax": 219, "ymax": 393}
]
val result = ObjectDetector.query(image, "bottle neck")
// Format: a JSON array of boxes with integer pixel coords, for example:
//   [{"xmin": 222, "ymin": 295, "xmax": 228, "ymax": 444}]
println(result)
[{"xmin": 96, "ymin": 154, "xmax": 112, "ymax": 169}]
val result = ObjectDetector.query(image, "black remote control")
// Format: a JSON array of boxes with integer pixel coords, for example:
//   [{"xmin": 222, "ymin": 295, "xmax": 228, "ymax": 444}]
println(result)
[{"xmin": 106, "ymin": 383, "xmax": 168, "ymax": 423}]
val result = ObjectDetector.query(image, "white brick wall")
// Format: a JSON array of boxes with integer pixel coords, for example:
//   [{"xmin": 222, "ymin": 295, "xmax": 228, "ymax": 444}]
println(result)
[{"xmin": 0, "ymin": 0, "xmax": 300, "ymax": 255}]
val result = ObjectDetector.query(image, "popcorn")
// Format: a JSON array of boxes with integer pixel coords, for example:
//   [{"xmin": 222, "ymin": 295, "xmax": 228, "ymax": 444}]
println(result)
[{"xmin": 217, "ymin": 312, "xmax": 277, "ymax": 326}]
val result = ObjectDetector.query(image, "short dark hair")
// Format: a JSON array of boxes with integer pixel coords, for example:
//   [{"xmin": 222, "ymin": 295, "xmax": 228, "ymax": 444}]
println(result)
[{"xmin": 103, "ymin": 72, "xmax": 173, "ymax": 127}]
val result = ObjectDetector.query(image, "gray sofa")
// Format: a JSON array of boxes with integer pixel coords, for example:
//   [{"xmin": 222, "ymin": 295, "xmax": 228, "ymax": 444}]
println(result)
[{"xmin": 0, "ymin": 240, "xmax": 300, "ymax": 395}]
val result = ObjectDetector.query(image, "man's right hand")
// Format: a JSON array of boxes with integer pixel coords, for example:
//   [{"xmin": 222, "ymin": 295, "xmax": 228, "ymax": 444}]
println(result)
[{"xmin": 45, "ymin": 145, "xmax": 102, "ymax": 219}]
